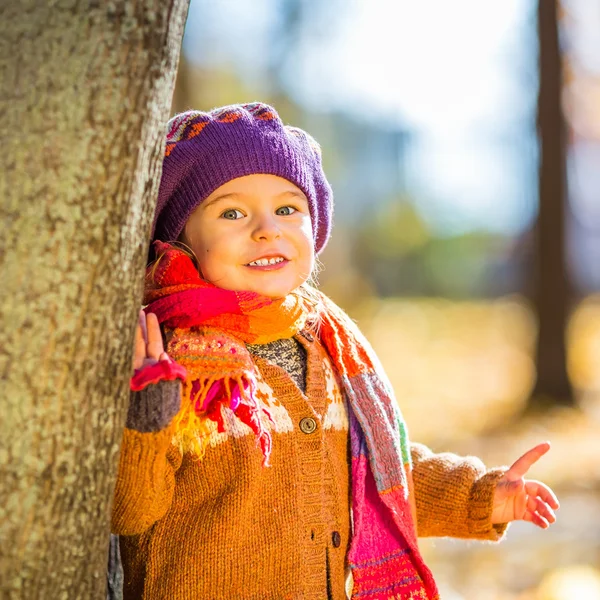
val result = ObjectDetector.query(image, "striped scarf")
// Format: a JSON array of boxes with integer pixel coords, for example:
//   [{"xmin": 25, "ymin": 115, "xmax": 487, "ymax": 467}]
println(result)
[{"xmin": 144, "ymin": 242, "xmax": 439, "ymax": 600}]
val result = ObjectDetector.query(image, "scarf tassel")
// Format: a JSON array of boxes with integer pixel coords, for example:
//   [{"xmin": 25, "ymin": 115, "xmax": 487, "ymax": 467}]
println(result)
[{"xmin": 172, "ymin": 374, "xmax": 274, "ymax": 466}]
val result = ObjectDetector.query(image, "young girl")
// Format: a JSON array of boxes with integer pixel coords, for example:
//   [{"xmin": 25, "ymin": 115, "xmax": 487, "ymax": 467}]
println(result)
[{"xmin": 112, "ymin": 103, "xmax": 559, "ymax": 600}]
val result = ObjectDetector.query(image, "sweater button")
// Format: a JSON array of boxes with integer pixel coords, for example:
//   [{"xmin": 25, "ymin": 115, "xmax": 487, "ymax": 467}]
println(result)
[
  {"xmin": 299, "ymin": 417, "xmax": 317, "ymax": 434},
  {"xmin": 332, "ymin": 531, "xmax": 341, "ymax": 548}
]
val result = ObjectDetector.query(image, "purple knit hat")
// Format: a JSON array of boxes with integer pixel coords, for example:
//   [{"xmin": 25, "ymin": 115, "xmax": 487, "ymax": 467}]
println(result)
[{"xmin": 153, "ymin": 102, "xmax": 333, "ymax": 254}]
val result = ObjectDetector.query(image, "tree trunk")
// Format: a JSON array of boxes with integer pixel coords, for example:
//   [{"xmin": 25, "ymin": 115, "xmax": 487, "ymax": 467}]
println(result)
[
  {"xmin": 0, "ymin": 2, "xmax": 189, "ymax": 598},
  {"xmin": 531, "ymin": 0, "xmax": 574, "ymax": 407}
]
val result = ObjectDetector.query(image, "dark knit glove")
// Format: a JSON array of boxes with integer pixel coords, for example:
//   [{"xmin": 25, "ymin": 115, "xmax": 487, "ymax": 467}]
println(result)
[{"xmin": 126, "ymin": 379, "xmax": 182, "ymax": 433}]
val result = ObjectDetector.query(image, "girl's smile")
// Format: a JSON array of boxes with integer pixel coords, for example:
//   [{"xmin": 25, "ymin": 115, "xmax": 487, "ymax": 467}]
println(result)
[
  {"xmin": 182, "ymin": 174, "xmax": 315, "ymax": 298},
  {"xmin": 245, "ymin": 255, "xmax": 288, "ymax": 269}
]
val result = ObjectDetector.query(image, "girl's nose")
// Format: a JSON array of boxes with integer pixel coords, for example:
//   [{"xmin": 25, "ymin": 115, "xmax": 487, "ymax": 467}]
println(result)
[{"xmin": 251, "ymin": 213, "xmax": 281, "ymax": 242}]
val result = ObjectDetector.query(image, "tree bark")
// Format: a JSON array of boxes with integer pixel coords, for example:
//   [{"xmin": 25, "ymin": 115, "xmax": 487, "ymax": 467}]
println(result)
[
  {"xmin": 531, "ymin": 0, "xmax": 574, "ymax": 407},
  {"xmin": 0, "ymin": 1, "xmax": 189, "ymax": 598}
]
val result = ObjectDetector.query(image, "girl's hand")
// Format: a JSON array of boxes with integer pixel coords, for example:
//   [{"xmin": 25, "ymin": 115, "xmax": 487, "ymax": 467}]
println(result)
[
  {"xmin": 491, "ymin": 442, "xmax": 559, "ymax": 528},
  {"xmin": 132, "ymin": 309, "xmax": 170, "ymax": 372}
]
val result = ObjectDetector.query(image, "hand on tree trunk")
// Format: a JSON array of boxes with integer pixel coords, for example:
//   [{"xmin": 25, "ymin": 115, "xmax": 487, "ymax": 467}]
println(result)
[{"xmin": 133, "ymin": 310, "xmax": 170, "ymax": 371}]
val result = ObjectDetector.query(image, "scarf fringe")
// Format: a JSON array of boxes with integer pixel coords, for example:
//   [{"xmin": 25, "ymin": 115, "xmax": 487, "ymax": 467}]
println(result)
[{"xmin": 171, "ymin": 374, "xmax": 274, "ymax": 466}]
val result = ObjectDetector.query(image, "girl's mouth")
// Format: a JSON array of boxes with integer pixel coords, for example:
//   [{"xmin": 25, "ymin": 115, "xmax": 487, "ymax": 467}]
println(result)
[{"xmin": 245, "ymin": 256, "xmax": 288, "ymax": 270}]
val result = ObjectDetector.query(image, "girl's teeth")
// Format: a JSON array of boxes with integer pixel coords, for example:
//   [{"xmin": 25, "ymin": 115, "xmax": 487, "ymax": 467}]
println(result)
[{"xmin": 249, "ymin": 257, "xmax": 284, "ymax": 266}]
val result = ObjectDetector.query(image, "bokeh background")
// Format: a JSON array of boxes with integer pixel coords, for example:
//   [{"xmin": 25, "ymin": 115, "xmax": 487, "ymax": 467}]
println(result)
[{"xmin": 171, "ymin": 1, "xmax": 600, "ymax": 598}]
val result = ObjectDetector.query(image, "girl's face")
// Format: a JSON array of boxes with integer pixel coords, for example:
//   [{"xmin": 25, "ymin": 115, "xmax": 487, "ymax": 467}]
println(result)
[{"xmin": 182, "ymin": 174, "xmax": 315, "ymax": 299}]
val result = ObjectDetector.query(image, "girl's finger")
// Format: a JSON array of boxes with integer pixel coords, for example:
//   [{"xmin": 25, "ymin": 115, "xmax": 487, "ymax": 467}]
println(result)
[
  {"xmin": 524, "ymin": 480, "xmax": 560, "ymax": 510},
  {"xmin": 139, "ymin": 309, "xmax": 148, "ymax": 344},
  {"xmin": 133, "ymin": 323, "xmax": 146, "ymax": 371},
  {"xmin": 534, "ymin": 498, "xmax": 556, "ymax": 524},
  {"xmin": 506, "ymin": 442, "xmax": 551, "ymax": 479},
  {"xmin": 146, "ymin": 312, "xmax": 164, "ymax": 360},
  {"xmin": 524, "ymin": 509, "xmax": 550, "ymax": 529}
]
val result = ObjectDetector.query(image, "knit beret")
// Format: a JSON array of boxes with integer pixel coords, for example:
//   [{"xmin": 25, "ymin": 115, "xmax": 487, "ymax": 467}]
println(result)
[{"xmin": 152, "ymin": 102, "xmax": 333, "ymax": 254}]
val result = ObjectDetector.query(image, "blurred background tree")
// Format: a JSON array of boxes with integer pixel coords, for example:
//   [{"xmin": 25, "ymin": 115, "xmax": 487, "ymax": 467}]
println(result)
[{"xmin": 531, "ymin": 0, "xmax": 573, "ymax": 408}]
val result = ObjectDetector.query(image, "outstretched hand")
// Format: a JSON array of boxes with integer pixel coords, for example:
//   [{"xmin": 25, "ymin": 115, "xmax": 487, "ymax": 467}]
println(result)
[
  {"xmin": 132, "ymin": 310, "xmax": 169, "ymax": 372},
  {"xmin": 491, "ymin": 442, "xmax": 559, "ymax": 528}
]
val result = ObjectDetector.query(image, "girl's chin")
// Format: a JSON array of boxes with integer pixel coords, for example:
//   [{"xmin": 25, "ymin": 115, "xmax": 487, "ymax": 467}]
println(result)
[
  {"xmin": 247, "ymin": 281, "xmax": 299, "ymax": 298},
  {"xmin": 240, "ymin": 274, "xmax": 302, "ymax": 298},
  {"xmin": 212, "ymin": 273, "xmax": 303, "ymax": 298},
  {"xmin": 215, "ymin": 284, "xmax": 294, "ymax": 298},
  {"xmin": 252, "ymin": 287, "xmax": 294, "ymax": 299}
]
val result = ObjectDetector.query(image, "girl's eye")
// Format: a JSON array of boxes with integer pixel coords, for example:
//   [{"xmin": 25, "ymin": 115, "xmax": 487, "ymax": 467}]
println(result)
[
  {"xmin": 275, "ymin": 206, "xmax": 297, "ymax": 216},
  {"xmin": 221, "ymin": 209, "xmax": 244, "ymax": 220}
]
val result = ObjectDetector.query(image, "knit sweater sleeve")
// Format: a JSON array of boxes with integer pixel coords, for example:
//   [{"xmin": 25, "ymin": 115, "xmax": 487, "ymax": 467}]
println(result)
[
  {"xmin": 410, "ymin": 442, "xmax": 509, "ymax": 541},
  {"xmin": 111, "ymin": 380, "xmax": 183, "ymax": 536}
]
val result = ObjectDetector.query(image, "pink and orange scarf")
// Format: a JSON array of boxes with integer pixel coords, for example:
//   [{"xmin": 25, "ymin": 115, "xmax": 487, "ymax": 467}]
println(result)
[{"xmin": 143, "ymin": 241, "xmax": 440, "ymax": 600}]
